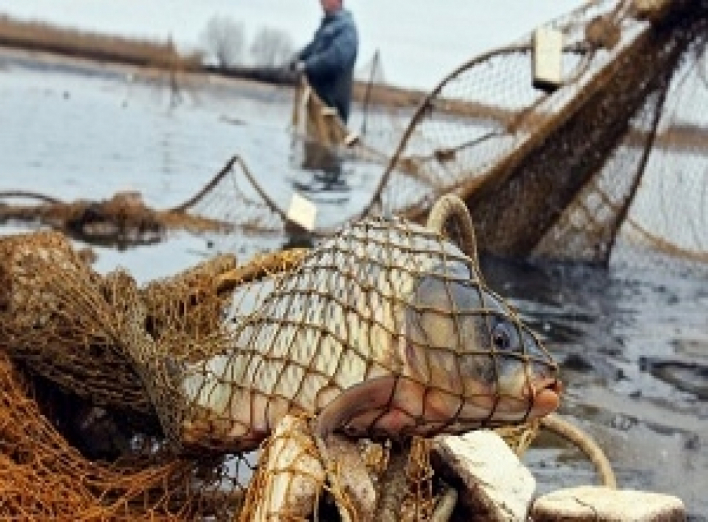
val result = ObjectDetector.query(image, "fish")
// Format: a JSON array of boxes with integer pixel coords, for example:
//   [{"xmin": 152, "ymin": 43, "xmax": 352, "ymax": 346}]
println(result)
[{"xmin": 181, "ymin": 217, "xmax": 561, "ymax": 451}]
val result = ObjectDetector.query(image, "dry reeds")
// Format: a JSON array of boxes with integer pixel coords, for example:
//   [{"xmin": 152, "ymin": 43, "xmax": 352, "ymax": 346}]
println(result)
[{"xmin": 0, "ymin": 15, "xmax": 202, "ymax": 70}]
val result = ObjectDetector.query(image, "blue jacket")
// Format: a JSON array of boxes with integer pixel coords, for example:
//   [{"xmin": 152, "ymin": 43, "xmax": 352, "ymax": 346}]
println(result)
[{"xmin": 299, "ymin": 9, "xmax": 358, "ymax": 123}]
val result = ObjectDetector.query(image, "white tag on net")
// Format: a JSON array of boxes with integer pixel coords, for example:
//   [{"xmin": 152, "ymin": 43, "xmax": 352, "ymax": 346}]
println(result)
[{"xmin": 286, "ymin": 192, "xmax": 317, "ymax": 232}]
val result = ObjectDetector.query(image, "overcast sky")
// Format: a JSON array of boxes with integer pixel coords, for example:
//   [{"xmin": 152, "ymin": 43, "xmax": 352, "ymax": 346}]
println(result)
[{"xmin": 0, "ymin": 0, "xmax": 585, "ymax": 88}]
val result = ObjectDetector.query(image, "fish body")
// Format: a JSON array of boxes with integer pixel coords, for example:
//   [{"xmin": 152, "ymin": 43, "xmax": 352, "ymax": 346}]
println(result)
[{"xmin": 182, "ymin": 218, "xmax": 560, "ymax": 451}]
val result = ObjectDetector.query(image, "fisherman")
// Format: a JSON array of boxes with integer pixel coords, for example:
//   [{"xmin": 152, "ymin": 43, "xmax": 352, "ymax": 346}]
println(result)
[{"xmin": 292, "ymin": 0, "xmax": 359, "ymax": 124}]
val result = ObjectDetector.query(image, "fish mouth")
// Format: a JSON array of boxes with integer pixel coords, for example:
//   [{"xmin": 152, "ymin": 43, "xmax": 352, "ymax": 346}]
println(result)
[{"xmin": 525, "ymin": 378, "xmax": 563, "ymax": 417}]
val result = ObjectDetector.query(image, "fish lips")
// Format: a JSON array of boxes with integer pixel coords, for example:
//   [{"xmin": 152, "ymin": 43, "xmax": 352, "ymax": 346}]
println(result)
[{"xmin": 525, "ymin": 377, "xmax": 563, "ymax": 418}]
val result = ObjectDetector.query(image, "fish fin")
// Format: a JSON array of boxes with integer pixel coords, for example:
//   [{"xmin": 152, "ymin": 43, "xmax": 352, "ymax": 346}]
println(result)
[{"xmin": 314, "ymin": 376, "xmax": 398, "ymax": 439}]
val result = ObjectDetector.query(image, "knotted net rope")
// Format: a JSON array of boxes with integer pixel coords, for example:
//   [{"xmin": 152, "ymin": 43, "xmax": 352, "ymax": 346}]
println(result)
[{"xmin": 0, "ymin": 199, "xmax": 617, "ymax": 519}]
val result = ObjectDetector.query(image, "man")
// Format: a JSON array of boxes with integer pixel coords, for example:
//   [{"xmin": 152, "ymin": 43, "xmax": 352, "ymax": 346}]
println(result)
[{"xmin": 294, "ymin": 0, "xmax": 358, "ymax": 123}]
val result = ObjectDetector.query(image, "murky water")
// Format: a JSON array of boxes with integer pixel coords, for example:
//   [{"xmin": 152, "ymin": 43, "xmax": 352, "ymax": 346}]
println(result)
[
  {"xmin": 481, "ymin": 256, "xmax": 708, "ymax": 518},
  {"xmin": 1, "ymin": 52, "xmax": 707, "ymax": 518}
]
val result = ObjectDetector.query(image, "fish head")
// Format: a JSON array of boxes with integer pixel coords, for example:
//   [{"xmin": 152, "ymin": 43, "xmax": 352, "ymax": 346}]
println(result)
[{"xmin": 401, "ymin": 259, "xmax": 561, "ymax": 435}]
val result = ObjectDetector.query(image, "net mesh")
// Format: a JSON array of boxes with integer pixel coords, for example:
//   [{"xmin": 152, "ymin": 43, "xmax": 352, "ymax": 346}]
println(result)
[
  {"xmin": 1, "ymin": 1, "xmax": 707, "ymax": 268},
  {"xmin": 366, "ymin": 0, "xmax": 708, "ymax": 268},
  {"xmin": 5, "ymin": 0, "xmax": 696, "ymax": 516},
  {"xmin": 0, "ymin": 231, "xmax": 152, "ymax": 417},
  {"xmin": 0, "ymin": 348, "xmax": 247, "ymax": 521},
  {"xmin": 131, "ymin": 215, "xmax": 558, "ymax": 454},
  {"xmin": 0, "ymin": 207, "xmax": 561, "ymax": 519}
]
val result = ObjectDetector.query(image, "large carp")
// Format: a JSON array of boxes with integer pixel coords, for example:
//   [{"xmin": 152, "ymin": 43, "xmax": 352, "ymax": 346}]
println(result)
[{"xmin": 181, "ymin": 217, "xmax": 560, "ymax": 451}]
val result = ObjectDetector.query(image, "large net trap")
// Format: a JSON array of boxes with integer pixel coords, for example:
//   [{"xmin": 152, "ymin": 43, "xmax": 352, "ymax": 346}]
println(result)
[
  {"xmin": 189, "ymin": 0, "xmax": 708, "ymax": 269},
  {"xmin": 0, "ymin": 155, "xmax": 285, "ymax": 249},
  {"xmin": 355, "ymin": 0, "xmax": 708, "ymax": 268},
  {"xmin": 0, "ymin": 194, "xmax": 626, "ymax": 520}
]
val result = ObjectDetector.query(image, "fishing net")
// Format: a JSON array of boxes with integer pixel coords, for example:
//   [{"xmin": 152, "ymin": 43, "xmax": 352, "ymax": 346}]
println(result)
[
  {"xmin": 0, "ymin": 230, "xmax": 152, "ymax": 417},
  {"xmin": 0, "ymin": 199, "xmax": 625, "ymax": 519},
  {"xmin": 0, "ymin": 350, "xmax": 234, "ymax": 521},
  {"xmin": 0, "ymin": 190, "xmax": 166, "ymax": 247},
  {"xmin": 166, "ymin": 0, "xmax": 708, "ymax": 270},
  {"xmin": 0, "ymin": 237, "xmax": 248, "ymax": 519},
  {"xmin": 129, "ymin": 213, "xmax": 558, "ymax": 458},
  {"xmin": 0, "ymin": 230, "xmax": 288, "ymax": 520},
  {"xmin": 182, "ymin": 0, "xmax": 708, "ymax": 269},
  {"xmin": 365, "ymin": 0, "xmax": 708, "ymax": 268},
  {"xmin": 2, "ymin": 0, "xmax": 707, "ymax": 269},
  {"xmin": 0, "ymin": 156, "xmax": 285, "ymax": 248}
]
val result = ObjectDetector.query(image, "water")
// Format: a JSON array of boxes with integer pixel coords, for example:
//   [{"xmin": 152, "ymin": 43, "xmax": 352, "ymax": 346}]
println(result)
[
  {"xmin": 1, "ymin": 52, "xmax": 707, "ymax": 518},
  {"xmin": 481, "ymin": 256, "xmax": 708, "ymax": 517}
]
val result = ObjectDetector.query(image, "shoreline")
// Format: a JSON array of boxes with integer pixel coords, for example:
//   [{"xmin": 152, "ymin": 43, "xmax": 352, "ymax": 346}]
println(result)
[
  {"xmin": 0, "ymin": 14, "xmax": 430, "ymax": 110},
  {"xmin": 1, "ymin": 14, "xmax": 707, "ymax": 152}
]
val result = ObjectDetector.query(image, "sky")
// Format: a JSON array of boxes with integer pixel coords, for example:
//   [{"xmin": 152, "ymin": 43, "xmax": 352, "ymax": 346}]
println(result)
[{"xmin": 0, "ymin": 0, "xmax": 585, "ymax": 89}]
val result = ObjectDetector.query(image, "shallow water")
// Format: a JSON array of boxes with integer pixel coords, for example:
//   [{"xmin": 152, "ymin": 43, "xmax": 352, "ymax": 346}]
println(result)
[{"xmin": 1, "ymin": 54, "xmax": 707, "ymax": 518}]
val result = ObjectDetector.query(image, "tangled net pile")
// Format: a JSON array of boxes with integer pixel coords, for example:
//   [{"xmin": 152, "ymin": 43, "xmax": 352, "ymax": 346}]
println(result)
[
  {"xmin": 0, "ymin": 230, "xmax": 250, "ymax": 519},
  {"xmin": 0, "ymin": 193, "xmax": 610, "ymax": 520}
]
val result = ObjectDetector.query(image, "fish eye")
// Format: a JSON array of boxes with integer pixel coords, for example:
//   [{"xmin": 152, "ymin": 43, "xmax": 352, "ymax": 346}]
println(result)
[{"xmin": 491, "ymin": 320, "xmax": 516, "ymax": 351}]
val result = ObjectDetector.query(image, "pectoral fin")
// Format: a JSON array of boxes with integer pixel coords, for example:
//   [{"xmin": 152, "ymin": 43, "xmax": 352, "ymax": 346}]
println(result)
[{"xmin": 314, "ymin": 376, "xmax": 398, "ymax": 439}]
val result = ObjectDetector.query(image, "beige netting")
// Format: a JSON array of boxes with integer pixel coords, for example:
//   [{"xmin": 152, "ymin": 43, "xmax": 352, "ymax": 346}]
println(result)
[
  {"xmin": 364, "ymin": 0, "xmax": 708, "ymax": 268},
  {"xmin": 0, "ymin": 230, "xmax": 272, "ymax": 519},
  {"xmin": 0, "ymin": 155, "xmax": 287, "ymax": 248},
  {"xmin": 0, "ymin": 348, "xmax": 247, "ymax": 520},
  {"xmin": 2, "ymin": 1, "xmax": 707, "ymax": 269},
  {"xmin": 0, "ymin": 199, "xmax": 623, "ymax": 518},
  {"xmin": 0, "ymin": 231, "xmax": 152, "ymax": 417},
  {"xmin": 166, "ymin": 0, "xmax": 708, "ymax": 270},
  {"xmin": 186, "ymin": 0, "xmax": 708, "ymax": 269}
]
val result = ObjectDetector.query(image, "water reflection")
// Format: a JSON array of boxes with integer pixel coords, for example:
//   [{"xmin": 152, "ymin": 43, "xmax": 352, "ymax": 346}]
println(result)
[{"xmin": 291, "ymin": 139, "xmax": 351, "ymax": 195}]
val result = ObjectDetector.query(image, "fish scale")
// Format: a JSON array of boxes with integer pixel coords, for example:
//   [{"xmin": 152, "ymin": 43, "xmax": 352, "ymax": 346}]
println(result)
[
  {"xmin": 184, "ymin": 221, "xmax": 462, "ymax": 426},
  {"xmin": 233, "ymin": 223, "xmax": 443, "ymax": 404}
]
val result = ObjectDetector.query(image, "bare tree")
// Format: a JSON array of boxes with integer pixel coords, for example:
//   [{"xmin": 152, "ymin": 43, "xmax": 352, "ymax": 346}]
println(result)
[
  {"xmin": 250, "ymin": 26, "xmax": 294, "ymax": 68},
  {"xmin": 200, "ymin": 16, "xmax": 245, "ymax": 67}
]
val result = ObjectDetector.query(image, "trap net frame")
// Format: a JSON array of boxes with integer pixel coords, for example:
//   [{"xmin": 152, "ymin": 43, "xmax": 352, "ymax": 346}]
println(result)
[
  {"xmin": 193, "ymin": 0, "xmax": 708, "ymax": 270},
  {"xmin": 362, "ymin": 0, "xmax": 708, "ymax": 269}
]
